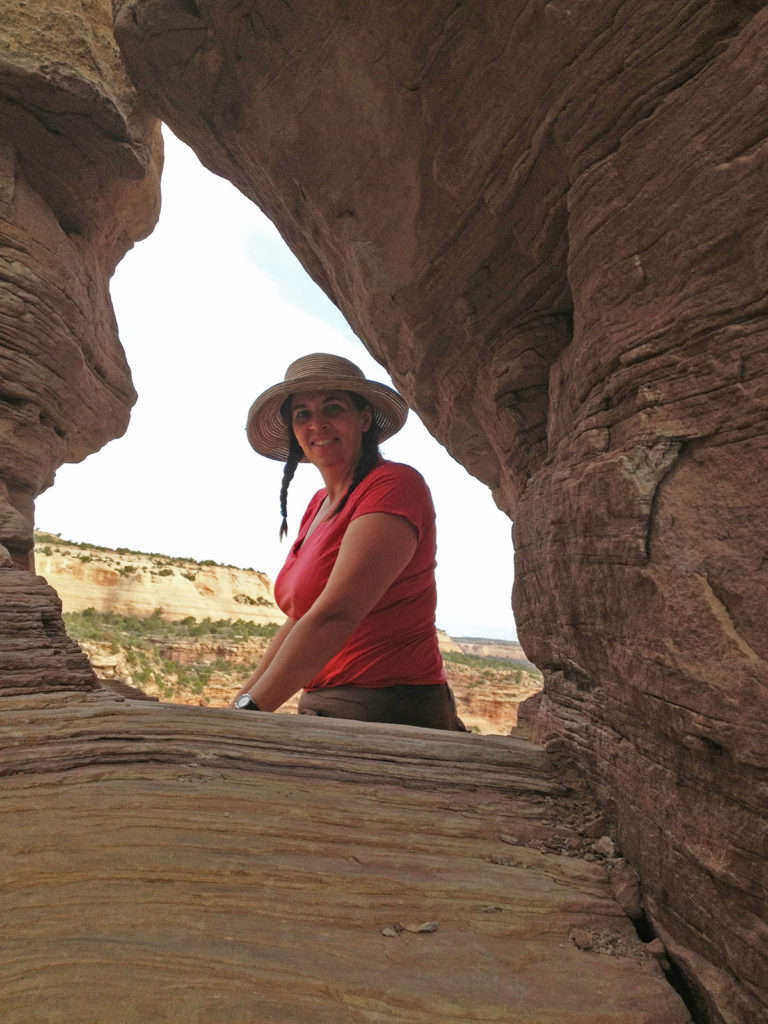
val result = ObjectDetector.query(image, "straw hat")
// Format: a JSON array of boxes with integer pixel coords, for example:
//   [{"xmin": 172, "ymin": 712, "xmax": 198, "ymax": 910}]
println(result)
[{"xmin": 246, "ymin": 353, "xmax": 409, "ymax": 461}]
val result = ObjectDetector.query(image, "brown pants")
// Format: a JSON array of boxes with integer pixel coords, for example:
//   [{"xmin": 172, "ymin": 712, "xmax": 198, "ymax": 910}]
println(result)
[{"xmin": 298, "ymin": 683, "xmax": 467, "ymax": 731}]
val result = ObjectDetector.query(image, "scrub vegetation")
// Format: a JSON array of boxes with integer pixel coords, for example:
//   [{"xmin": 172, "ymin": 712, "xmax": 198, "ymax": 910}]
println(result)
[{"xmin": 64, "ymin": 608, "xmax": 280, "ymax": 701}]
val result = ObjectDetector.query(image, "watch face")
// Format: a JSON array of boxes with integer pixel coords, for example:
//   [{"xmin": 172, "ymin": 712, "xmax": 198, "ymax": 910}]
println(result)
[{"xmin": 235, "ymin": 695, "xmax": 254, "ymax": 709}]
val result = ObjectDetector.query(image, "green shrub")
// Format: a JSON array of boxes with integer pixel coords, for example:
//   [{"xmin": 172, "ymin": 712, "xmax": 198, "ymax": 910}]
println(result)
[
  {"xmin": 34, "ymin": 531, "xmax": 61, "ymax": 545},
  {"xmin": 64, "ymin": 608, "xmax": 280, "ymax": 648},
  {"xmin": 441, "ymin": 650, "xmax": 541, "ymax": 677}
]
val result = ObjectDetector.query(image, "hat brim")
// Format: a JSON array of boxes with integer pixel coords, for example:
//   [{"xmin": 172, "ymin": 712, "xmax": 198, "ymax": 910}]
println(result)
[{"xmin": 246, "ymin": 376, "xmax": 409, "ymax": 461}]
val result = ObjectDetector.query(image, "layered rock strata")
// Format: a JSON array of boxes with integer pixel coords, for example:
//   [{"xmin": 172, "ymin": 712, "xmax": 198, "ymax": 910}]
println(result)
[
  {"xmin": 0, "ymin": 0, "xmax": 161, "ymax": 572},
  {"xmin": 35, "ymin": 538, "xmax": 283, "ymax": 625},
  {"xmin": 0, "ymin": 569, "xmax": 98, "ymax": 695},
  {"xmin": 0, "ymin": 2, "xmax": 161, "ymax": 690},
  {"xmin": 113, "ymin": 3, "xmax": 768, "ymax": 1020},
  {"xmin": 0, "ymin": 691, "xmax": 691, "ymax": 1024}
]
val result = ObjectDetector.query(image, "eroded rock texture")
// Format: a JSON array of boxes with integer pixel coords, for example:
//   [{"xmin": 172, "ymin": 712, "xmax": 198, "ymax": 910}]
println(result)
[
  {"xmin": 0, "ymin": 0, "xmax": 161, "ymax": 571},
  {"xmin": 114, "ymin": 3, "xmax": 768, "ymax": 1021},
  {"xmin": 0, "ymin": 693, "xmax": 692, "ymax": 1024},
  {"xmin": 0, "ymin": 1, "xmax": 162, "ymax": 690}
]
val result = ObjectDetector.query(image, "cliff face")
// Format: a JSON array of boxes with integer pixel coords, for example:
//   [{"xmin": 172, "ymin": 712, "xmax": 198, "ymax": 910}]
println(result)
[
  {"xmin": 0, "ymin": 0, "xmax": 161, "ymax": 693},
  {"xmin": 111, "ymin": 4, "xmax": 768, "ymax": 1021},
  {"xmin": 35, "ymin": 538, "xmax": 283, "ymax": 626}
]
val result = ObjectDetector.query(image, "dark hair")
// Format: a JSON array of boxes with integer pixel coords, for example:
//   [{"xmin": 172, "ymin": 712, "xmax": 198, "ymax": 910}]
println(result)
[
  {"xmin": 278, "ymin": 426, "xmax": 304, "ymax": 540},
  {"xmin": 278, "ymin": 391, "xmax": 382, "ymax": 540}
]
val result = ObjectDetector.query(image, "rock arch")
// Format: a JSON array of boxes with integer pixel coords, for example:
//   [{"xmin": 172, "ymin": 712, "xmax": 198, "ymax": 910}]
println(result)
[{"xmin": 1, "ymin": 3, "xmax": 766, "ymax": 1021}]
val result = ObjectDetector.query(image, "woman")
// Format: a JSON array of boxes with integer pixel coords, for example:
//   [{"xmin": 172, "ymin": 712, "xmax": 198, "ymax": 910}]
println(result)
[{"xmin": 230, "ymin": 352, "xmax": 464, "ymax": 730}]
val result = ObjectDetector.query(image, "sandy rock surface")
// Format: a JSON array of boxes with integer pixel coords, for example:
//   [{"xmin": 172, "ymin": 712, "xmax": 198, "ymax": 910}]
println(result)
[{"xmin": 0, "ymin": 691, "xmax": 690, "ymax": 1024}]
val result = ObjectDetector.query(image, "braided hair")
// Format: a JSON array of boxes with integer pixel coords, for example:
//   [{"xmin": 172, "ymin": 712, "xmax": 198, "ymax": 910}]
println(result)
[
  {"xmin": 278, "ymin": 392, "xmax": 382, "ymax": 540},
  {"xmin": 279, "ymin": 426, "xmax": 304, "ymax": 540}
]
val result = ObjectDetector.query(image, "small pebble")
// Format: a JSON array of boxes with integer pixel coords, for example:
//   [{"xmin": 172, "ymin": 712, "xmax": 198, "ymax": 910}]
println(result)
[
  {"xmin": 570, "ymin": 927, "xmax": 594, "ymax": 951},
  {"xmin": 404, "ymin": 921, "xmax": 439, "ymax": 933},
  {"xmin": 593, "ymin": 835, "xmax": 616, "ymax": 858},
  {"xmin": 498, "ymin": 833, "xmax": 520, "ymax": 846}
]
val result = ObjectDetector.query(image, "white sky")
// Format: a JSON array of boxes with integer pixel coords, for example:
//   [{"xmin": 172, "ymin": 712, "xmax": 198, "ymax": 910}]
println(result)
[{"xmin": 35, "ymin": 130, "xmax": 518, "ymax": 641}]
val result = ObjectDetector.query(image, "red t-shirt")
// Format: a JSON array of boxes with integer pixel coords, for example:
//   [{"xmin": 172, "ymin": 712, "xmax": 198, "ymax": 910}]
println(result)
[{"xmin": 274, "ymin": 459, "xmax": 446, "ymax": 691}]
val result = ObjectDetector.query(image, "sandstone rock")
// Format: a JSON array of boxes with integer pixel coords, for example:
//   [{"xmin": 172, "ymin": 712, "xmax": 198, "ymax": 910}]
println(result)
[
  {"xmin": 570, "ymin": 927, "xmax": 594, "ymax": 952},
  {"xmin": 0, "ymin": 0, "xmax": 161, "ymax": 569},
  {"xmin": 35, "ymin": 537, "xmax": 284, "ymax": 625},
  {"xmin": 112, "ymin": 4, "xmax": 768, "ymax": 1019},
  {"xmin": 0, "ymin": 568, "xmax": 97, "ymax": 694},
  {"xmin": 646, "ymin": 939, "xmax": 669, "ymax": 967},
  {"xmin": 592, "ymin": 836, "xmax": 616, "ymax": 860},
  {"xmin": 608, "ymin": 858, "xmax": 644, "ymax": 921},
  {"xmin": 0, "ymin": 693, "xmax": 691, "ymax": 1024}
]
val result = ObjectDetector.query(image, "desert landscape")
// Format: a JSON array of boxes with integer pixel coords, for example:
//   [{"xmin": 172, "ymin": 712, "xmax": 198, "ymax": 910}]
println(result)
[{"xmin": 35, "ymin": 533, "xmax": 542, "ymax": 734}]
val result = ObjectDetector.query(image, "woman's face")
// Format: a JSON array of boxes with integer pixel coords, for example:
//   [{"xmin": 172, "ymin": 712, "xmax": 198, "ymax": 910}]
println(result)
[{"xmin": 290, "ymin": 390, "xmax": 372, "ymax": 475}]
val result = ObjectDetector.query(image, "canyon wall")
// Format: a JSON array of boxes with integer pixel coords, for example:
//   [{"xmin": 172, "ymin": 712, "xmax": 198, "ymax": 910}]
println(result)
[
  {"xmin": 0, "ymin": 0, "xmax": 161, "ymax": 691},
  {"xmin": 112, "ymin": 3, "xmax": 768, "ymax": 1021},
  {"xmin": 35, "ymin": 537, "xmax": 283, "ymax": 625}
]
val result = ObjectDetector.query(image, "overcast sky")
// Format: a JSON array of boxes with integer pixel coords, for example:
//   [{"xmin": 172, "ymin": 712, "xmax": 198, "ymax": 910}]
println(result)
[{"xmin": 35, "ymin": 130, "xmax": 519, "ymax": 641}]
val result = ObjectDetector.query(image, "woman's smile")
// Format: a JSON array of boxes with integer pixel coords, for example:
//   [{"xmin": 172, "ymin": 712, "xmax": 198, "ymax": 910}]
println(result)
[{"xmin": 291, "ymin": 390, "xmax": 372, "ymax": 481}]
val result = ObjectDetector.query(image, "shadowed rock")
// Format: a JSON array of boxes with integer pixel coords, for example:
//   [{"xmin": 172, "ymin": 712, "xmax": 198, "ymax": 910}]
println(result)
[
  {"xmin": 112, "ymin": 4, "xmax": 768, "ymax": 1020},
  {"xmin": 0, "ymin": 0, "xmax": 161, "ymax": 572},
  {"xmin": 0, "ymin": 1, "xmax": 162, "ymax": 690}
]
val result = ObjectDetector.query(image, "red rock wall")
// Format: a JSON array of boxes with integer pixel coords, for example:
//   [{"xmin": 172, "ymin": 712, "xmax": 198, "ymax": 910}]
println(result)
[
  {"xmin": 0, "ymin": 0, "xmax": 162, "ymax": 688},
  {"xmin": 113, "ymin": 3, "xmax": 768, "ymax": 1020},
  {"xmin": 0, "ymin": 0, "xmax": 161, "ymax": 571}
]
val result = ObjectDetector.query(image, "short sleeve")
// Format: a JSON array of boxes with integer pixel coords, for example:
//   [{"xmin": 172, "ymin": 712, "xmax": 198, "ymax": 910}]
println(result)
[{"xmin": 348, "ymin": 463, "xmax": 434, "ymax": 541}]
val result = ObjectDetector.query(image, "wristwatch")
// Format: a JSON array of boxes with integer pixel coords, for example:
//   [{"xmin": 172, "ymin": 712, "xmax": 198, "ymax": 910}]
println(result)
[{"xmin": 234, "ymin": 694, "xmax": 263, "ymax": 711}]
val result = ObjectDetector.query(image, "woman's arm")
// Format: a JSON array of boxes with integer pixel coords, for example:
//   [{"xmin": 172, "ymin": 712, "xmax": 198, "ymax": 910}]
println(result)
[
  {"xmin": 227, "ymin": 617, "xmax": 297, "ymax": 707},
  {"xmin": 241, "ymin": 512, "xmax": 418, "ymax": 711}
]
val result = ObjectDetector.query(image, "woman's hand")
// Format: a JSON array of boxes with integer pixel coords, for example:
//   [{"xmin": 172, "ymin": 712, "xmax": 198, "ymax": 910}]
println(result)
[
  {"xmin": 241, "ymin": 512, "xmax": 418, "ymax": 711},
  {"xmin": 228, "ymin": 617, "xmax": 296, "ymax": 707}
]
